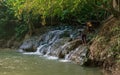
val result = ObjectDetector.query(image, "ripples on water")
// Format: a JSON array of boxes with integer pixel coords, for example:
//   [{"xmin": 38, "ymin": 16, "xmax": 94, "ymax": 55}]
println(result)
[{"xmin": 0, "ymin": 50, "xmax": 103, "ymax": 75}]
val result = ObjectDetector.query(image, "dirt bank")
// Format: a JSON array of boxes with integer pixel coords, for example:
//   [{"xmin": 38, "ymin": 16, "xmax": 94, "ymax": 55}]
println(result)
[{"xmin": 89, "ymin": 17, "xmax": 120, "ymax": 74}]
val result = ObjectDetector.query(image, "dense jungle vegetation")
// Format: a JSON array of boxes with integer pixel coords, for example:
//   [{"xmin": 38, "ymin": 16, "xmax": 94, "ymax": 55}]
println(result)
[
  {"xmin": 0, "ymin": 0, "xmax": 120, "ymax": 74},
  {"xmin": 0, "ymin": 0, "xmax": 119, "ymax": 38}
]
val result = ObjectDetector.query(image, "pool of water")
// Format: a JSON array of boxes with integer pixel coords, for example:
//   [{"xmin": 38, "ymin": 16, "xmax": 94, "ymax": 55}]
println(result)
[{"xmin": 0, "ymin": 49, "xmax": 103, "ymax": 75}]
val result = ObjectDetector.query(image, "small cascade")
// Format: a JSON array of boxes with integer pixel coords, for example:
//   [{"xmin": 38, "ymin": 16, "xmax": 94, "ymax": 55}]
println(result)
[
  {"xmin": 20, "ymin": 25, "xmax": 89, "ymax": 65},
  {"xmin": 35, "ymin": 30, "xmax": 66, "ymax": 55},
  {"xmin": 36, "ymin": 45, "xmax": 45, "ymax": 53},
  {"xmin": 45, "ymin": 46, "xmax": 52, "ymax": 55},
  {"xmin": 59, "ymin": 53, "xmax": 71, "ymax": 62},
  {"xmin": 22, "ymin": 29, "xmax": 70, "ymax": 55}
]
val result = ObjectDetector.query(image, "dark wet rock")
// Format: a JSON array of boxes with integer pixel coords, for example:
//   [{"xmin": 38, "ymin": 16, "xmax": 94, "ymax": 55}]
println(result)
[
  {"xmin": 57, "ymin": 39, "xmax": 82, "ymax": 58},
  {"xmin": 19, "ymin": 37, "xmax": 40, "ymax": 52},
  {"xmin": 6, "ymin": 36, "xmax": 21, "ymax": 48},
  {"xmin": 59, "ymin": 30, "xmax": 70, "ymax": 38},
  {"xmin": 68, "ymin": 46, "xmax": 89, "ymax": 65},
  {"xmin": 55, "ymin": 39, "xmax": 89, "ymax": 65},
  {"xmin": 49, "ymin": 37, "xmax": 71, "ymax": 56},
  {"xmin": 18, "ymin": 25, "xmax": 91, "ymax": 66}
]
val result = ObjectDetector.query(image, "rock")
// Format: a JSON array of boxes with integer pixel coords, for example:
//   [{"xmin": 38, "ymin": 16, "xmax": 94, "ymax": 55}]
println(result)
[
  {"xmin": 19, "ymin": 37, "xmax": 40, "ymax": 52},
  {"xmin": 6, "ymin": 36, "xmax": 16, "ymax": 48},
  {"xmin": 58, "ymin": 39, "xmax": 82, "ymax": 58},
  {"xmin": 18, "ymin": 25, "xmax": 90, "ymax": 66},
  {"xmin": 68, "ymin": 46, "xmax": 89, "ymax": 65},
  {"xmin": 59, "ymin": 30, "xmax": 70, "ymax": 38},
  {"xmin": 47, "ymin": 37, "xmax": 71, "ymax": 56}
]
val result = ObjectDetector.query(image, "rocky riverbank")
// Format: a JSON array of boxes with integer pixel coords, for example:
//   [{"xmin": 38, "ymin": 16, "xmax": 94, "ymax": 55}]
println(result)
[
  {"xmin": 18, "ymin": 25, "xmax": 90, "ymax": 65},
  {"xmin": 18, "ymin": 17, "xmax": 120, "ymax": 75},
  {"xmin": 0, "ymin": 17, "xmax": 119, "ymax": 75},
  {"xmin": 88, "ymin": 17, "xmax": 120, "ymax": 75}
]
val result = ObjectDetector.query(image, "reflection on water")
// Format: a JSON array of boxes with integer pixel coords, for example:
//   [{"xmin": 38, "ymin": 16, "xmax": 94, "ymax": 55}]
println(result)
[{"xmin": 0, "ymin": 50, "xmax": 103, "ymax": 75}]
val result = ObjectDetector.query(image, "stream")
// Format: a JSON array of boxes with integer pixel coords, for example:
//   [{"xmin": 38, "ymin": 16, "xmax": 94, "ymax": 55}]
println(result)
[{"xmin": 0, "ymin": 49, "xmax": 103, "ymax": 75}]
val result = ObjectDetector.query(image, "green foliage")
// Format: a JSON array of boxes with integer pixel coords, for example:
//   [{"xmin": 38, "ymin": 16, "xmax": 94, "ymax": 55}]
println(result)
[
  {"xmin": 0, "ymin": 0, "xmax": 29, "ymax": 38},
  {"xmin": 0, "ymin": 0, "xmax": 12, "ymax": 38},
  {"xmin": 0, "ymin": 0, "xmax": 113, "ymax": 37},
  {"xmin": 0, "ymin": 19, "xmax": 7, "ymax": 38},
  {"xmin": 15, "ymin": 0, "xmax": 110, "ymax": 24},
  {"xmin": 15, "ymin": 24, "xmax": 28, "ymax": 38},
  {"xmin": 14, "ymin": 0, "xmax": 85, "ymax": 25},
  {"xmin": 5, "ymin": 0, "xmax": 25, "ymax": 18}
]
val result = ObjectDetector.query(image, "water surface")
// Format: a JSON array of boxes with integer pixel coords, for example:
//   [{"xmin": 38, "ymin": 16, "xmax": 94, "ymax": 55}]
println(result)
[{"xmin": 0, "ymin": 49, "xmax": 103, "ymax": 75}]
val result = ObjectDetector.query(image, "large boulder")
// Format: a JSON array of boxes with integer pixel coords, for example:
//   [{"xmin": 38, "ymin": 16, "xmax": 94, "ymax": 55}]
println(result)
[
  {"xmin": 68, "ymin": 46, "xmax": 89, "ymax": 65},
  {"xmin": 57, "ymin": 39, "xmax": 82, "ymax": 58},
  {"xmin": 47, "ymin": 37, "xmax": 71, "ymax": 56},
  {"xmin": 19, "ymin": 36, "xmax": 40, "ymax": 52}
]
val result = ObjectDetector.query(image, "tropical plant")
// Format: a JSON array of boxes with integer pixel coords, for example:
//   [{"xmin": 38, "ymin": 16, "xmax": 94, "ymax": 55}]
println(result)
[{"xmin": 1, "ymin": 0, "xmax": 118, "ymax": 37}]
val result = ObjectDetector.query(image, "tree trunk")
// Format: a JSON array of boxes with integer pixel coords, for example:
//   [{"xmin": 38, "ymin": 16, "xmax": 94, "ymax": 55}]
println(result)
[
  {"xmin": 110, "ymin": 0, "xmax": 120, "ymax": 18},
  {"xmin": 113, "ymin": 0, "xmax": 120, "ymax": 11},
  {"xmin": 27, "ymin": 18, "xmax": 34, "ymax": 36}
]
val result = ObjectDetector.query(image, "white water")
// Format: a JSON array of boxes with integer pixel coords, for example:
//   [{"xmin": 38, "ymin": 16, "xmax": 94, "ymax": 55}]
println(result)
[
  {"xmin": 22, "ymin": 28, "xmax": 88, "ymax": 64},
  {"xmin": 23, "ymin": 30, "xmax": 69, "ymax": 61},
  {"xmin": 44, "ymin": 55, "xmax": 58, "ymax": 60}
]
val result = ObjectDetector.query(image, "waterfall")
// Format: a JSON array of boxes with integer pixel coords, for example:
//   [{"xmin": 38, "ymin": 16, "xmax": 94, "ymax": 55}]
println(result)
[
  {"xmin": 23, "ymin": 29, "xmax": 69, "ymax": 55},
  {"xmin": 20, "ymin": 26, "xmax": 88, "ymax": 64}
]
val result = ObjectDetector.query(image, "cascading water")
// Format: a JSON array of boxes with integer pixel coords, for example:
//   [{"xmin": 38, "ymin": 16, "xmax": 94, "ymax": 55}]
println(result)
[
  {"xmin": 20, "ymin": 25, "xmax": 89, "ymax": 64},
  {"xmin": 36, "ymin": 30, "xmax": 67, "ymax": 55}
]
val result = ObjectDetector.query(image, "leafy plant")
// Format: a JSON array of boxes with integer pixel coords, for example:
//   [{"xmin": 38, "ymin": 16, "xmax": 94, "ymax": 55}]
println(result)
[
  {"xmin": 15, "ymin": 24, "xmax": 28, "ymax": 38},
  {"xmin": 0, "ymin": 0, "xmax": 117, "ymax": 38}
]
